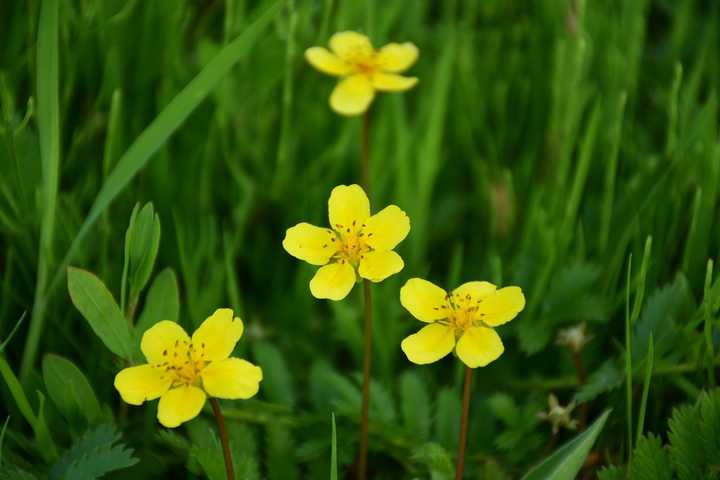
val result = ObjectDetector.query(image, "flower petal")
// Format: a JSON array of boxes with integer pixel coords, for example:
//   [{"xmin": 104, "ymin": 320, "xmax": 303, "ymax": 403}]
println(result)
[
  {"xmin": 401, "ymin": 323, "xmax": 455, "ymax": 365},
  {"xmin": 192, "ymin": 308, "xmax": 244, "ymax": 362},
  {"xmin": 202, "ymin": 358, "xmax": 263, "ymax": 399},
  {"xmin": 328, "ymin": 184, "xmax": 370, "ymax": 230},
  {"xmin": 362, "ymin": 205, "xmax": 410, "ymax": 251},
  {"xmin": 283, "ymin": 223, "xmax": 337, "ymax": 266},
  {"xmin": 400, "ymin": 278, "xmax": 448, "ymax": 322},
  {"xmin": 358, "ymin": 250, "xmax": 404, "ymax": 282},
  {"xmin": 329, "ymin": 31, "xmax": 374, "ymax": 63},
  {"xmin": 456, "ymin": 326, "xmax": 504, "ymax": 368},
  {"xmin": 376, "ymin": 42, "xmax": 419, "ymax": 72},
  {"xmin": 114, "ymin": 364, "xmax": 171, "ymax": 405},
  {"xmin": 478, "ymin": 286, "xmax": 526, "ymax": 327},
  {"xmin": 452, "ymin": 281, "xmax": 496, "ymax": 305},
  {"xmin": 157, "ymin": 386, "xmax": 206, "ymax": 428},
  {"xmin": 309, "ymin": 262, "xmax": 356, "ymax": 300},
  {"xmin": 140, "ymin": 321, "xmax": 190, "ymax": 364},
  {"xmin": 305, "ymin": 47, "xmax": 351, "ymax": 76},
  {"xmin": 330, "ymin": 75, "xmax": 375, "ymax": 116},
  {"xmin": 372, "ymin": 73, "xmax": 418, "ymax": 92}
]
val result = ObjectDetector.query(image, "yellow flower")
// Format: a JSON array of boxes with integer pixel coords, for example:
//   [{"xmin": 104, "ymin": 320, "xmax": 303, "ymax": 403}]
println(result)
[
  {"xmin": 400, "ymin": 279, "xmax": 525, "ymax": 368},
  {"xmin": 305, "ymin": 31, "xmax": 419, "ymax": 116},
  {"xmin": 283, "ymin": 184, "xmax": 410, "ymax": 301},
  {"xmin": 114, "ymin": 309, "xmax": 263, "ymax": 428}
]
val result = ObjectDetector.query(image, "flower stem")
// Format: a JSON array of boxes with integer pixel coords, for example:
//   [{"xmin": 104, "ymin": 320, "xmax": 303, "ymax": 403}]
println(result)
[
  {"xmin": 357, "ymin": 109, "xmax": 372, "ymax": 480},
  {"xmin": 210, "ymin": 398, "xmax": 235, "ymax": 480},
  {"xmin": 455, "ymin": 366, "xmax": 474, "ymax": 480}
]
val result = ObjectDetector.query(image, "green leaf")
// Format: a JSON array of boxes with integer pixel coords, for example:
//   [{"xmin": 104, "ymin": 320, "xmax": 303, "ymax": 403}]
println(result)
[
  {"xmin": 135, "ymin": 268, "xmax": 180, "ymax": 335},
  {"xmin": 49, "ymin": 423, "xmax": 138, "ymax": 480},
  {"xmin": 266, "ymin": 424, "xmax": 299, "ymax": 480},
  {"xmin": 399, "ymin": 371, "xmax": 431, "ymax": 440},
  {"xmin": 575, "ymin": 360, "xmax": 622, "ymax": 403},
  {"xmin": 597, "ymin": 466, "xmax": 625, "ymax": 480},
  {"xmin": 630, "ymin": 434, "xmax": 672, "ymax": 480},
  {"xmin": 522, "ymin": 410, "xmax": 611, "ymax": 480},
  {"xmin": 0, "ymin": 464, "xmax": 36, "ymax": 480},
  {"xmin": 668, "ymin": 389, "xmax": 720, "ymax": 480},
  {"xmin": 42, "ymin": 353, "xmax": 101, "ymax": 426},
  {"xmin": 434, "ymin": 387, "xmax": 460, "ymax": 450},
  {"xmin": 123, "ymin": 202, "xmax": 161, "ymax": 307},
  {"xmin": 411, "ymin": 443, "xmax": 454, "ymax": 480},
  {"xmin": 67, "ymin": 267, "xmax": 135, "ymax": 360},
  {"xmin": 253, "ymin": 342, "xmax": 295, "ymax": 407}
]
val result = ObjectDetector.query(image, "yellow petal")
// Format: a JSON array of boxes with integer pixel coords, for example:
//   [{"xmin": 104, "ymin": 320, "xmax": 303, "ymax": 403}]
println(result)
[
  {"xmin": 401, "ymin": 323, "xmax": 455, "ymax": 364},
  {"xmin": 305, "ymin": 47, "xmax": 351, "ymax": 76},
  {"xmin": 329, "ymin": 31, "xmax": 374, "ymax": 63},
  {"xmin": 309, "ymin": 262, "xmax": 356, "ymax": 300},
  {"xmin": 140, "ymin": 321, "xmax": 190, "ymax": 364},
  {"xmin": 400, "ymin": 278, "xmax": 448, "ymax": 322},
  {"xmin": 376, "ymin": 42, "xmax": 419, "ymax": 72},
  {"xmin": 456, "ymin": 326, "xmax": 504, "ymax": 368},
  {"xmin": 114, "ymin": 364, "xmax": 171, "ymax": 405},
  {"xmin": 330, "ymin": 75, "xmax": 375, "ymax": 116},
  {"xmin": 372, "ymin": 73, "xmax": 418, "ymax": 92},
  {"xmin": 192, "ymin": 308, "xmax": 244, "ymax": 362},
  {"xmin": 157, "ymin": 386, "xmax": 206, "ymax": 428},
  {"xmin": 328, "ymin": 184, "xmax": 370, "ymax": 230},
  {"xmin": 358, "ymin": 250, "xmax": 404, "ymax": 282},
  {"xmin": 282, "ymin": 223, "xmax": 337, "ymax": 266},
  {"xmin": 452, "ymin": 281, "xmax": 496, "ymax": 304},
  {"xmin": 362, "ymin": 205, "xmax": 410, "ymax": 251},
  {"xmin": 478, "ymin": 286, "xmax": 526, "ymax": 327},
  {"xmin": 202, "ymin": 358, "xmax": 263, "ymax": 399}
]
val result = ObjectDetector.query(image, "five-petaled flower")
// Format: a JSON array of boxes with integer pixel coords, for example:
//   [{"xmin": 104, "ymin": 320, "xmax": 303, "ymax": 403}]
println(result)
[
  {"xmin": 283, "ymin": 184, "xmax": 410, "ymax": 301},
  {"xmin": 400, "ymin": 279, "xmax": 525, "ymax": 368},
  {"xmin": 114, "ymin": 309, "xmax": 263, "ymax": 428},
  {"xmin": 305, "ymin": 31, "xmax": 419, "ymax": 116}
]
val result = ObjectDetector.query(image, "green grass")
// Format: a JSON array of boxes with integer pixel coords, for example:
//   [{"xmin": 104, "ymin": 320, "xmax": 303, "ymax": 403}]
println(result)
[{"xmin": 1, "ymin": 0, "xmax": 720, "ymax": 478}]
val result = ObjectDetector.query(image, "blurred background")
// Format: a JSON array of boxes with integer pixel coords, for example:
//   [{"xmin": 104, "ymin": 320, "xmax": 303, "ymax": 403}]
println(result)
[{"xmin": 1, "ymin": 0, "xmax": 719, "ymax": 478}]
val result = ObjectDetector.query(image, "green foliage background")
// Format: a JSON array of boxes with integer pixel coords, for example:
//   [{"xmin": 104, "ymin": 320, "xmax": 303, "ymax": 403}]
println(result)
[{"xmin": 1, "ymin": 0, "xmax": 720, "ymax": 478}]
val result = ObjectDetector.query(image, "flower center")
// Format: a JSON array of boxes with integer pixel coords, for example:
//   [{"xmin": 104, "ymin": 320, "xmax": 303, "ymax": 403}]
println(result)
[
  {"xmin": 329, "ymin": 222, "xmax": 372, "ymax": 266},
  {"xmin": 435, "ymin": 292, "xmax": 483, "ymax": 337},
  {"xmin": 154, "ymin": 339, "xmax": 208, "ymax": 387},
  {"xmin": 354, "ymin": 60, "xmax": 377, "ymax": 76}
]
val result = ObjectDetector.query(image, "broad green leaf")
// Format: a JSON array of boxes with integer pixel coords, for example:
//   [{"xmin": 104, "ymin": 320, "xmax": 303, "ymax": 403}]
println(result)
[
  {"xmin": 42, "ymin": 353, "xmax": 101, "ymax": 426},
  {"xmin": 135, "ymin": 268, "xmax": 180, "ymax": 335},
  {"xmin": 400, "ymin": 371, "xmax": 431, "ymax": 439},
  {"xmin": 253, "ymin": 342, "xmax": 295, "ymax": 407},
  {"xmin": 522, "ymin": 410, "xmax": 611, "ymax": 480},
  {"xmin": 67, "ymin": 267, "xmax": 135, "ymax": 360}
]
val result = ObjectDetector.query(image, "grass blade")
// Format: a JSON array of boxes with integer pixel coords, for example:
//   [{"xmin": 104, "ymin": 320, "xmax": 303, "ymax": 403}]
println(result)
[
  {"xmin": 330, "ymin": 412, "xmax": 338, "ymax": 480},
  {"xmin": 635, "ymin": 333, "xmax": 654, "ymax": 443},
  {"xmin": 20, "ymin": 0, "xmax": 60, "ymax": 384}
]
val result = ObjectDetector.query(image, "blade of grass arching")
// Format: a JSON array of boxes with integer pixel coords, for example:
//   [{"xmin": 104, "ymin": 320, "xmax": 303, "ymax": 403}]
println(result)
[
  {"xmin": 635, "ymin": 334, "xmax": 654, "ymax": 444},
  {"xmin": 631, "ymin": 236, "xmax": 652, "ymax": 325},
  {"xmin": 0, "ymin": 416, "xmax": 9, "ymax": 466},
  {"xmin": 598, "ymin": 92, "xmax": 627, "ymax": 254},
  {"xmin": 272, "ymin": 0, "xmax": 297, "ymax": 194},
  {"xmin": 21, "ymin": 0, "xmax": 281, "ymax": 378},
  {"xmin": 704, "ymin": 260, "xmax": 715, "ymax": 387},
  {"xmin": 20, "ymin": 0, "xmax": 60, "ymax": 385},
  {"xmin": 625, "ymin": 255, "xmax": 633, "ymax": 462},
  {"xmin": 330, "ymin": 413, "xmax": 338, "ymax": 480},
  {"xmin": 0, "ymin": 312, "xmax": 25, "ymax": 353}
]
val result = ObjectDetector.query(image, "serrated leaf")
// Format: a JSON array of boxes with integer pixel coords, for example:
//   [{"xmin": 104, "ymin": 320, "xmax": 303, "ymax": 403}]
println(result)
[
  {"xmin": 632, "ymin": 276, "xmax": 693, "ymax": 362},
  {"xmin": 400, "ymin": 371, "xmax": 431, "ymax": 439},
  {"xmin": 575, "ymin": 360, "xmax": 622, "ymax": 403},
  {"xmin": 522, "ymin": 410, "xmax": 611, "ymax": 480},
  {"xmin": 411, "ymin": 443, "xmax": 454, "ymax": 480},
  {"xmin": 668, "ymin": 389, "xmax": 720, "ymax": 480},
  {"xmin": 630, "ymin": 434, "xmax": 672, "ymax": 480},
  {"xmin": 42, "ymin": 353, "xmax": 100, "ymax": 426},
  {"xmin": 67, "ymin": 267, "xmax": 136, "ymax": 360},
  {"xmin": 597, "ymin": 466, "xmax": 625, "ymax": 480},
  {"xmin": 49, "ymin": 423, "xmax": 138, "ymax": 480},
  {"xmin": 542, "ymin": 262, "xmax": 607, "ymax": 324},
  {"xmin": 135, "ymin": 268, "xmax": 180, "ymax": 335}
]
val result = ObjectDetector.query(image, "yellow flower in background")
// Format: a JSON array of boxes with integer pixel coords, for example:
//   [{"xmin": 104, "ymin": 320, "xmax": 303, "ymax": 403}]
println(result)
[
  {"xmin": 283, "ymin": 184, "xmax": 410, "ymax": 301},
  {"xmin": 114, "ymin": 309, "xmax": 263, "ymax": 428},
  {"xmin": 400, "ymin": 279, "xmax": 525, "ymax": 368},
  {"xmin": 305, "ymin": 31, "xmax": 419, "ymax": 116}
]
